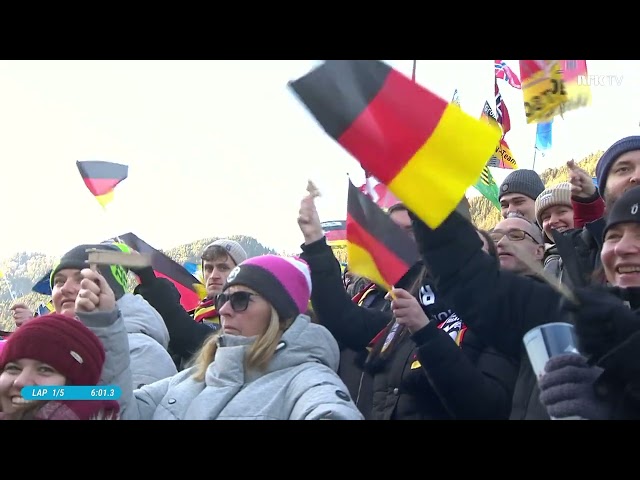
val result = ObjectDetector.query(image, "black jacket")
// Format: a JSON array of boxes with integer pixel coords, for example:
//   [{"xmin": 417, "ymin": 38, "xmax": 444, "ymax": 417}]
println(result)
[
  {"xmin": 552, "ymin": 217, "xmax": 605, "ymax": 288},
  {"xmin": 577, "ymin": 287, "xmax": 640, "ymax": 419},
  {"xmin": 409, "ymin": 210, "xmax": 570, "ymax": 419},
  {"xmin": 300, "ymin": 237, "xmax": 517, "ymax": 420}
]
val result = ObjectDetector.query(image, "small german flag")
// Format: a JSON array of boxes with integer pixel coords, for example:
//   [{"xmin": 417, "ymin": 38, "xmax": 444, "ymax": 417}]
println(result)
[
  {"xmin": 76, "ymin": 160, "xmax": 128, "ymax": 208},
  {"xmin": 289, "ymin": 60, "xmax": 501, "ymax": 228},
  {"xmin": 347, "ymin": 179, "xmax": 419, "ymax": 291}
]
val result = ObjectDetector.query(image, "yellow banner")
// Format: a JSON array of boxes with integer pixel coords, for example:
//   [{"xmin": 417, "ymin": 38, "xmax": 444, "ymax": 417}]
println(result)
[
  {"xmin": 557, "ymin": 60, "xmax": 592, "ymax": 117},
  {"xmin": 521, "ymin": 61, "xmax": 566, "ymax": 124}
]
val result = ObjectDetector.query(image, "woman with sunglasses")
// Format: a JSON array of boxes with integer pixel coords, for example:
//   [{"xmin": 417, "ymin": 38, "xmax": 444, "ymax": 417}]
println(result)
[{"xmin": 72, "ymin": 254, "xmax": 364, "ymax": 420}]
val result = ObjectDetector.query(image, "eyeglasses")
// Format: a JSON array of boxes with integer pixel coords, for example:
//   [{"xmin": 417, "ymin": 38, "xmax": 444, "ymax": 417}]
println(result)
[
  {"xmin": 489, "ymin": 228, "xmax": 540, "ymax": 244},
  {"xmin": 215, "ymin": 291, "xmax": 259, "ymax": 312}
]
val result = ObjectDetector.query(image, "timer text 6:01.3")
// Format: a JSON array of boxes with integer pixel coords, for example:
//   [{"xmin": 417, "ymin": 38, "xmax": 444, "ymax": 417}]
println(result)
[{"xmin": 21, "ymin": 385, "xmax": 122, "ymax": 401}]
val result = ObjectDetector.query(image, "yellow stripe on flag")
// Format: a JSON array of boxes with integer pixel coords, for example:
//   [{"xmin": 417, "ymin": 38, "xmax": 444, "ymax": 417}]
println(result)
[
  {"xmin": 388, "ymin": 103, "xmax": 501, "ymax": 227},
  {"xmin": 347, "ymin": 242, "xmax": 392, "ymax": 291},
  {"xmin": 95, "ymin": 190, "xmax": 114, "ymax": 208}
]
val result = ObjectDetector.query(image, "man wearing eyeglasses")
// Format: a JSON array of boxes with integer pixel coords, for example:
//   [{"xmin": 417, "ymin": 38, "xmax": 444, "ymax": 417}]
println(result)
[{"xmin": 489, "ymin": 212, "xmax": 545, "ymax": 275}]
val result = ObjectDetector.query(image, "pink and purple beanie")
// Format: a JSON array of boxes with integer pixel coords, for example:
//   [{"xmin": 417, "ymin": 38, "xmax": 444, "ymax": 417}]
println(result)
[{"xmin": 222, "ymin": 254, "xmax": 312, "ymax": 319}]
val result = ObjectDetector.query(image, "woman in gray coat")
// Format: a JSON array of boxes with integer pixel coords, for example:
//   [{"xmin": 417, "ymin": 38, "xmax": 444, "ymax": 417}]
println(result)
[{"xmin": 75, "ymin": 254, "xmax": 364, "ymax": 420}]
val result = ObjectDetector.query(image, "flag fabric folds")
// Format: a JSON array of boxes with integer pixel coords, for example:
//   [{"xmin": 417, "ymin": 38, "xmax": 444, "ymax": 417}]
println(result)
[
  {"xmin": 115, "ymin": 232, "xmax": 202, "ymax": 311},
  {"xmin": 321, "ymin": 220, "xmax": 347, "ymax": 247},
  {"xmin": 495, "ymin": 82, "xmax": 511, "ymax": 136},
  {"xmin": 35, "ymin": 301, "xmax": 54, "ymax": 316},
  {"xmin": 183, "ymin": 261, "xmax": 203, "ymax": 283},
  {"xmin": 474, "ymin": 165, "xmax": 501, "ymax": 210},
  {"xmin": 495, "ymin": 60, "xmax": 522, "ymax": 89},
  {"xmin": 289, "ymin": 60, "xmax": 501, "ymax": 228},
  {"xmin": 32, "ymin": 270, "xmax": 53, "ymax": 296},
  {"xmin": 535, "ymin": 120, "xmax": 553, "ymax": 151},
  {"xmin": 346, "ymin": 179, "xmax": 419, "ymax": 291},
  {"xmin": 481, "ymin": 102, "xmax": 517, "ymax": 169},
  {"xmin": 76, "ymin": 160, "xmax": 129, "ymax": 208},
  {"xmin": 558, "ymin": 60, "xmax": 592, "ymax": 116},
  {"xmin": 359, "ymin": 173, "xmax": 400, "ymax": 210},
  {"xmin": 519, "ymin": 60, "xmax": 566, "ymax": 124},
  {"xmin": 493, "ymin": 60, "xmax": 522, "ymax": 90}
]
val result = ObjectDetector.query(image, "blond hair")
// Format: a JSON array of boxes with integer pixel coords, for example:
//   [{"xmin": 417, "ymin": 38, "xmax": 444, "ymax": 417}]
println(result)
[{"xmin": 191, "ymin": 307, "xmax": 294, "ymax": 382}]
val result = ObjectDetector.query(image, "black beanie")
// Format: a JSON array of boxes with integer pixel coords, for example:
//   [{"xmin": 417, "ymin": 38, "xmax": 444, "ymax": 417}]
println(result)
[
  {"xmin": 499, "ymin": 169, "xmax": 545, "ymax": 202},
  {"xmin": 596, "ymin": 136, "xmax": 640, "ymax": 194},
  {"xmin": 50, "ymin": 243, "xmax": 128, "ymax": 300},
  {"xmin": 603, "ymin": 185, "xmax": 640, "ymax": 239}
]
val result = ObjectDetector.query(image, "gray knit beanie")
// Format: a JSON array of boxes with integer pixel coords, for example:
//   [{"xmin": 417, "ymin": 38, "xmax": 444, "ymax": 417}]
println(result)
[
  {"xmin": 499, "ymin": 169, "xmax": 545, "ymax": 202},
  {"xmin": 535, "ymin": 182, "xmax": 572, "ymax": 227}
]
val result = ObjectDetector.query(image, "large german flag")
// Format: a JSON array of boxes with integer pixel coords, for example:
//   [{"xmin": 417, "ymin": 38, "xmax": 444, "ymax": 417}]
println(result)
[
  {"xmin": 76, "ymin": 160, "xmax": 128, "ymax": 208},
  {"xmin": 289, "ymin": 60, "xmax": 501, "ymax": 228},
  {"xmin": 347, "ymin": 179, "xmax": 419, "ymax": 291}
]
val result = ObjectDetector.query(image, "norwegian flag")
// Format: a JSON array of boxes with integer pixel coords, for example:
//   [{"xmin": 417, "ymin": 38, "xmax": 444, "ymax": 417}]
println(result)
[
  {"xmin": 359, "ymin": 172, "xmax": 400, "ymax": 210},
  {"xmin": 494, "ymin": 60, "xmax": 522, "ymax": 89},
  {"xmin": 495, "ymin": 81, "xmax": 511, "ymax": 136}
]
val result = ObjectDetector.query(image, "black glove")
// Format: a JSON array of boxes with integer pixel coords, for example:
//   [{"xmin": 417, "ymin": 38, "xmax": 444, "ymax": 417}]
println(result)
[
  {"xmin": 539, "ymin": 354, "xmax": 610, "ymax": 420},
  {"xmin": 561, "ymin": 286, "xmax": 640, "ymax": 363}
]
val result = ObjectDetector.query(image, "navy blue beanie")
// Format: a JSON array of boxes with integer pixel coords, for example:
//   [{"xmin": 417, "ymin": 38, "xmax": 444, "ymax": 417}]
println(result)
[{"xmin": 596, "ymin": 136, "xmax": 640, "ymax": 193}]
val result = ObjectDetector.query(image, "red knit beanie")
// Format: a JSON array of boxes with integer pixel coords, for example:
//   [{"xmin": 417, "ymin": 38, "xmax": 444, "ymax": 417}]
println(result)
[{"xmin": 0, "ymin": 313, "xmax": 105, "ymax": 386}]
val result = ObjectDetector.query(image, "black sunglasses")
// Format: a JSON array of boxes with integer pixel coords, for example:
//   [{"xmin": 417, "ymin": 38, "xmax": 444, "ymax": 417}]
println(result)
[{"xmin": 215, "ymin": 291, "xmax": 259, "ymax": 312}]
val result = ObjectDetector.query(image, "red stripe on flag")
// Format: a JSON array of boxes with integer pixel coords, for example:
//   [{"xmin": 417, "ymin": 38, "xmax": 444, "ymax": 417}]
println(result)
[
  {"xmin": 325, "ymin": 230, "xmax": 346, "ymax": 242},
  {"xmin": 338, "ymin": 69, "xmax": 447, "ymax": 185},
  {"xmin": 154, "ymin": 271, "xmax": 201, "ymax": 312},
  {"xmin": 347, "ymin": 213, "xmax": 411, "ymax": 287},
  {"xmin": 83, "ymin": 178, "xmax": 122, "ymax": 197}
]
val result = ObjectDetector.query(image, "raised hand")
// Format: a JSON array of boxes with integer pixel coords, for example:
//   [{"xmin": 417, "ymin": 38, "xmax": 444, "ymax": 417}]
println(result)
[
  {"xmin": 75, "ymin": 268, "xmax": 116, "ymax": 314},
  {"xmin": 297, "ymin": 186, "xmax": 325, "ymax": 245},
  {"xmin": 567, "ymin": 159, "xmax": 596, "ymax": 199},
  {"xmin": 10, "ymin": 303, "xmax": 34, "ymax": 328}
]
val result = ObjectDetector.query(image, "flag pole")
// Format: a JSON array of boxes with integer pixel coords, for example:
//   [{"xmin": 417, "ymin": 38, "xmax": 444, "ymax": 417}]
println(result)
[
  {"xmin": 2, "ymin": 274, "xmax": 16, "ymax": 301},
  {"xmin": 533, "ymin": 147, "xmax": 538, "ymax": 171},
  {"xmin": 411, "ymin": 60, "xmax": 417, "ymax": 82}
]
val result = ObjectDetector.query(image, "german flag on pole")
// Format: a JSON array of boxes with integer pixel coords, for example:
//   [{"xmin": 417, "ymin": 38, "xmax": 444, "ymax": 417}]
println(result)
[
  {"xmin": 76, "ymin": 160, "xmax": 128, "ymax": 208},
  {"xmin": 347, "ymin": 179, "xmax": 419, "ymax": 291},
  {"xmin": 289, "ymin": 60, "xmax": 501, "ymax": 228}
]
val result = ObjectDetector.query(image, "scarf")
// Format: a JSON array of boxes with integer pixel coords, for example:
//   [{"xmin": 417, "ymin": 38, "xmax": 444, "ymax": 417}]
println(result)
[{"xmin": 193, "ymin": 297, "xmax": 221, "ymax": 329}]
